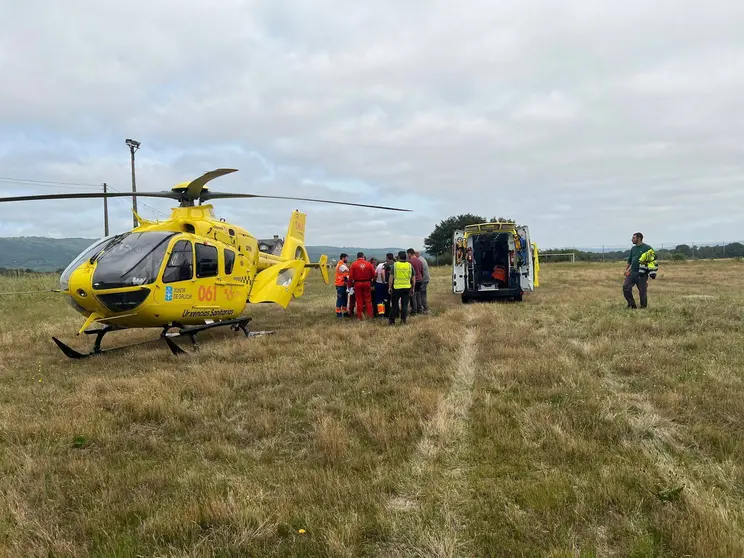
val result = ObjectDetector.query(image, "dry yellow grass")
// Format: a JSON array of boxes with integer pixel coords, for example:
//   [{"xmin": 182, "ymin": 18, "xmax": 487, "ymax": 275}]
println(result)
[{"xmin": 1, "ymin": 259, "xmax": 743, "ymax": 556}]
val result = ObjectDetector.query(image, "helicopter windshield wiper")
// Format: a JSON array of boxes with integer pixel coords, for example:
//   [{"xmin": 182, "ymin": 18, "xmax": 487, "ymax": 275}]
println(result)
[{"xmin": 90, "ymin": 232, "xmax": 130, "ymax": 264}]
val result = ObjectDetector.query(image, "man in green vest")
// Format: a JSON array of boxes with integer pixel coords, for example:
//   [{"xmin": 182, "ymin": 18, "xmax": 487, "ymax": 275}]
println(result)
[
  {"xmin": 623, "ymin": 232, "xmax": 655, "ymax": 309},
  {"xmin": 387, "ymin": 250, "xmax": 415, "ymax": 325}
]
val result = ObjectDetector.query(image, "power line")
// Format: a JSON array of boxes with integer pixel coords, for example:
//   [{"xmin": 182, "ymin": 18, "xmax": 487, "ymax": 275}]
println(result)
[
  {"xmin": 106, "ymin": 185, "xmax": 169, "ymax": 219},
  {"xmin": 0, "ymin": 179, "xmax": 95, "ymax": 191},
  {"xmin": 0, "ymin": 174, "xmax": 170, "ymax": 220},
  {"xmin": 0, "ymin": 176, "xmax": 101, "ymax": 188}
]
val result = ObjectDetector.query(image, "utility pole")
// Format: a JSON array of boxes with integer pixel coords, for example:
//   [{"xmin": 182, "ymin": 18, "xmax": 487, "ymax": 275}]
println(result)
[
  {"xmin": 103, "ymin": 183, "xmax": 109, "ymax": 236},
  {"xmin": 125, "ymin": 138, "xmax": 140, "ymax": 229}
]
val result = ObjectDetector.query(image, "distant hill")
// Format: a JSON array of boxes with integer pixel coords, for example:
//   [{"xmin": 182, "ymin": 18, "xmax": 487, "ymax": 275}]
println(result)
[
  {"xmin": 0, "ymin": 236, "xmax": 406, "ymax": 272},
  {"xmin": 0, "ymin": 237, "xmax": 101, "ymax": 272}
]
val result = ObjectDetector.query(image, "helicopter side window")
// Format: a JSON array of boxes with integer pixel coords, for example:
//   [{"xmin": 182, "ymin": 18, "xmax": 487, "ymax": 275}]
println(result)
[
  {"xmin": 196, "ymin": 243, "xmax": 219, "ymax": 278},
  {"xmin": 163, "ymin": 240, "xmax": 194, "ymax": 283},
  {"xmin": 224, "ymin": 249, "xmax": 236, "ymax": 275}
]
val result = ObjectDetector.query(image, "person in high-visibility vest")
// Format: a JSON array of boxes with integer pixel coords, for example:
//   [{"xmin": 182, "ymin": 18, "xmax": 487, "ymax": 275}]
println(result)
[
  {"xmin": 639, "ymin": 247, "xmax": 659, "ymax": 279},
  {"xmin": 334, "ymin": 253, "xmax": 350, "ymax": 317},
  {"xmin": 387, "ymin": 250, "xmax": 415, "ymax": 325}
]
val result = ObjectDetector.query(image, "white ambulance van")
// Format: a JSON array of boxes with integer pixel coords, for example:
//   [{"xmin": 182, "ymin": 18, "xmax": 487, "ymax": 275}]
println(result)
[{"xmin": 452, "ymin": 220, "xmax": 539, "ymax": 303}]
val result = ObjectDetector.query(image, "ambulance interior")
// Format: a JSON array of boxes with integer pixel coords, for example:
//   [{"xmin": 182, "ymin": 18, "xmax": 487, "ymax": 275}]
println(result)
[{"xmin": 472, "ymin": 232, "xmax": 511, "ymax": 290}]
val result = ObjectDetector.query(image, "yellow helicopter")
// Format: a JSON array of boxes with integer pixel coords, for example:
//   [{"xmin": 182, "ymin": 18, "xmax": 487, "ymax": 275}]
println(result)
[{"xmin": 0, "ymin": 168, "xmax": 410, "ymax": 358}]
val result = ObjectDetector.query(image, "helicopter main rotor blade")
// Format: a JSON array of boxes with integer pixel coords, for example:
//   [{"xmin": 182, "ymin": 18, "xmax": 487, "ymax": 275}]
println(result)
[
  {"xmin": 201, "ymin": 191, "xmax": 412, "ymax": 212},
  {"xmin": 0, "ymin": 191, "xmax": 179, "ymax": 203},
  {"xmin": 185, "ymin": 168, "xmax": 238, "ymax": 201}
]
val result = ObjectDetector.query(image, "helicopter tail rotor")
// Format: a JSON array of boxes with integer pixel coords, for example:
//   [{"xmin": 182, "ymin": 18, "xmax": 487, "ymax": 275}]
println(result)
[{"xmin": 306, "ymin": 254, "xmax": 330, "ymax": 285}]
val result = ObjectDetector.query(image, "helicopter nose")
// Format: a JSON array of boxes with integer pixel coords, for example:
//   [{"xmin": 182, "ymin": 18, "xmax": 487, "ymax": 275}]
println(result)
[{"xmin": 64, "ymin": 266, "xmax": 97, "ymax": 313}]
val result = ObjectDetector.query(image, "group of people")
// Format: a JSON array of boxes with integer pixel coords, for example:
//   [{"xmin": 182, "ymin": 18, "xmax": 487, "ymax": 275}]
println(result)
[{"xmin": 334, "ymin": 249, "xmax": 430, "ymax": 324}]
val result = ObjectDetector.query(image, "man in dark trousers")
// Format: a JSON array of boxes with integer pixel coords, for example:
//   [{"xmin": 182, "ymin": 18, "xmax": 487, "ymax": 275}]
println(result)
[
  {"xmin": 623, "ymin": 232, "xmax": 654, "ymax": 309},
  {"xmin": 369, "ymin": 258, "xmax": 379, "ymax": 317},
  {"xmin": 382, "ymin": 252, "xmax": 396, "ymax": 317},
  {"xmin": 374, "ymin": 254, "xmax": 393, "ymax": 318},
  {"xmin": 349, "ymin": 252, "xmax": 375, "ymax": 319},
  {"xmin": 407, "ymin": 248, "xmax": 424, "ymax": 314},
  {"xmin": 388, "ymin": 250, "xmax": 415, "ymax": 325},
  {"xmin": 334, "ymin": 253, "xmax": 350, "ymax": 318}
]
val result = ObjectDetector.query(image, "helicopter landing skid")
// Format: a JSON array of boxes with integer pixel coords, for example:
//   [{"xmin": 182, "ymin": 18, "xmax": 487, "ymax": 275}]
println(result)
[
  {"xmin": 162, "ymin": 317, "xmax": 276, "ymax": 355},
  {"xmin": 51, "ymin": 318, "xmax": 275, "ymax": 360}
]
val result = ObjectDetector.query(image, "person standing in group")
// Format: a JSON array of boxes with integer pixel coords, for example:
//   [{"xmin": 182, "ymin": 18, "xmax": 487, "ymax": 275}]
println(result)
[
  {"xmin": 388, "ymin": 250, "xmax": 415, "ymax": 325},
  {"xmin": 349, "ymin": 252, "xmax": 375, "ymax": 319},
  {"xmin": 407, "ymin": 248, "xmax": 424, "ymax": 315},
  {"xmin": 623, "ymin": 232, "xmax": 656, "ymax": 309},
  {"xmin": 415, "ymin": 250, "xmax": 430, "ymax": 314},
  {"xmin": 384, "ymin": 252, "xmax": 396, "ymax": 317},
  {"xmin": 369, "ymin": 258, "xmax": 379, "ymax": 317},
  {"xmin": 334, "ymin": 253, "xmax": 350, "ymax": 318},
  {"xmin": 374, "ymin": 255, "xmax": 391, "ymax": 318}
]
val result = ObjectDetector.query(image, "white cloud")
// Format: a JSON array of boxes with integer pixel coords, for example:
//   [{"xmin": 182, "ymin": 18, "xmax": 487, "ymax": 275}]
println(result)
[{"xmin": 2, "ymin": 0, "xmax": 744, "ymax": 251}]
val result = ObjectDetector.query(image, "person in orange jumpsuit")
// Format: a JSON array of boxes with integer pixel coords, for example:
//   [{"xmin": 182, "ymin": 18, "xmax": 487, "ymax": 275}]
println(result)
[
  {"xmin": 348, "ymin": 251, "xmax": 375, "ymax": 319},
  {"xmin": 334, "ymin": 253, "xmax": 350, "ymax": 317}
]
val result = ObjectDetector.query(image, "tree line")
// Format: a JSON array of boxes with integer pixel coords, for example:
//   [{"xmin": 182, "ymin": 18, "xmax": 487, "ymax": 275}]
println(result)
[
  {"xmin": 541, "ymin": 243, "xmax": 744, "ymax": 262},
  {"xmin": 423, "ymin": 213, "xmax": 516, "ymax": 266},
  {"xmin": 422, "ymin": 213, "xmax": 744, "ymax": 266},
  {"xmin": 0, "ymin": 268, "xmax": 63, "ymax": 276}
]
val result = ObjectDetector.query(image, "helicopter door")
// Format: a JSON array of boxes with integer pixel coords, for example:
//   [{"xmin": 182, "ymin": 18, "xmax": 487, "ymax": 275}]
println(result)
[
  {"xmin": 162, "ymin": 240, "xmax": 194, "ymax": 284},
  {"xmin": 249, "ymin": 259, "xmax": 305, "ymax": 308},
  {"xmin": 452, "ymin": 230, "xmax": 465, "ymax": 293},
  {"xmin": 158, "ymin": 239, "xmax": 195, "ymax": 307},
  {"xmin": 192, "ymin": 242, "xmax": 222, "ymax": 311},
  {"xmin": 516, "ymin": 226, "xmax": 534, "ymax": 291},
  {"xmin": 214, "ymin": 247, "xmax": 249, "ymax": 311}
]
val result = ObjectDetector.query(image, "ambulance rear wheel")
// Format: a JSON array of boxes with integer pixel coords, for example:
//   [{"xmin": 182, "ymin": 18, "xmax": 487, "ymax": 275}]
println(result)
[
  {"xmin": 461, "ymin": 294, "xmax": 470, "ymax": 304},
  {"xmin": 515, "ymin": 294, "xmax": 523, "ymax": 302}
]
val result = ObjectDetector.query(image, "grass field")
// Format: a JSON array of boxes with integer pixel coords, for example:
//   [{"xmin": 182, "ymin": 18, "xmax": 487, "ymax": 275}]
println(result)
[{"xmin": 1, "ymin": 260, "xmax": 743, "ymax": 557}]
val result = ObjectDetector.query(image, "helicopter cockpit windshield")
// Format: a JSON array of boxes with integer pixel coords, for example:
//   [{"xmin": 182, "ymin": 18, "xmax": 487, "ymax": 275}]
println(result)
[
  {"xmin": 60, "ymin": 234, "xmax": 117, "ymax": 291},
  {"xmin": 92, "ymin": 232, "xmax": 176, "ymax": 290}
]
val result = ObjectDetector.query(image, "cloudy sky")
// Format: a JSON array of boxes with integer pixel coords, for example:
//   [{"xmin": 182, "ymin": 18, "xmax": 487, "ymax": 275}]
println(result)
[{"xmin": 1, "ymin": 0, "xmax": 743, "ymax": 250}]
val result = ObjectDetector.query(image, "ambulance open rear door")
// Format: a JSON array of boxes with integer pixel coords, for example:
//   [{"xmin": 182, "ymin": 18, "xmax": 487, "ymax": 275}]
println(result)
[
  {"xmin": 516, "ymin": 225, "xmax": 534, "ymax": 292},
  {"xmin": 452, "ymin": 230, "xmax": 465, "ymax": 294}
]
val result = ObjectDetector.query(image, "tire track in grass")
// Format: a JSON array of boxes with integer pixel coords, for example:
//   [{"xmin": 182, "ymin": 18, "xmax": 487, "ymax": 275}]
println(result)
[{"xmin": 381, "ymin": 308, "xmax": 477, "ymax": 557}]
